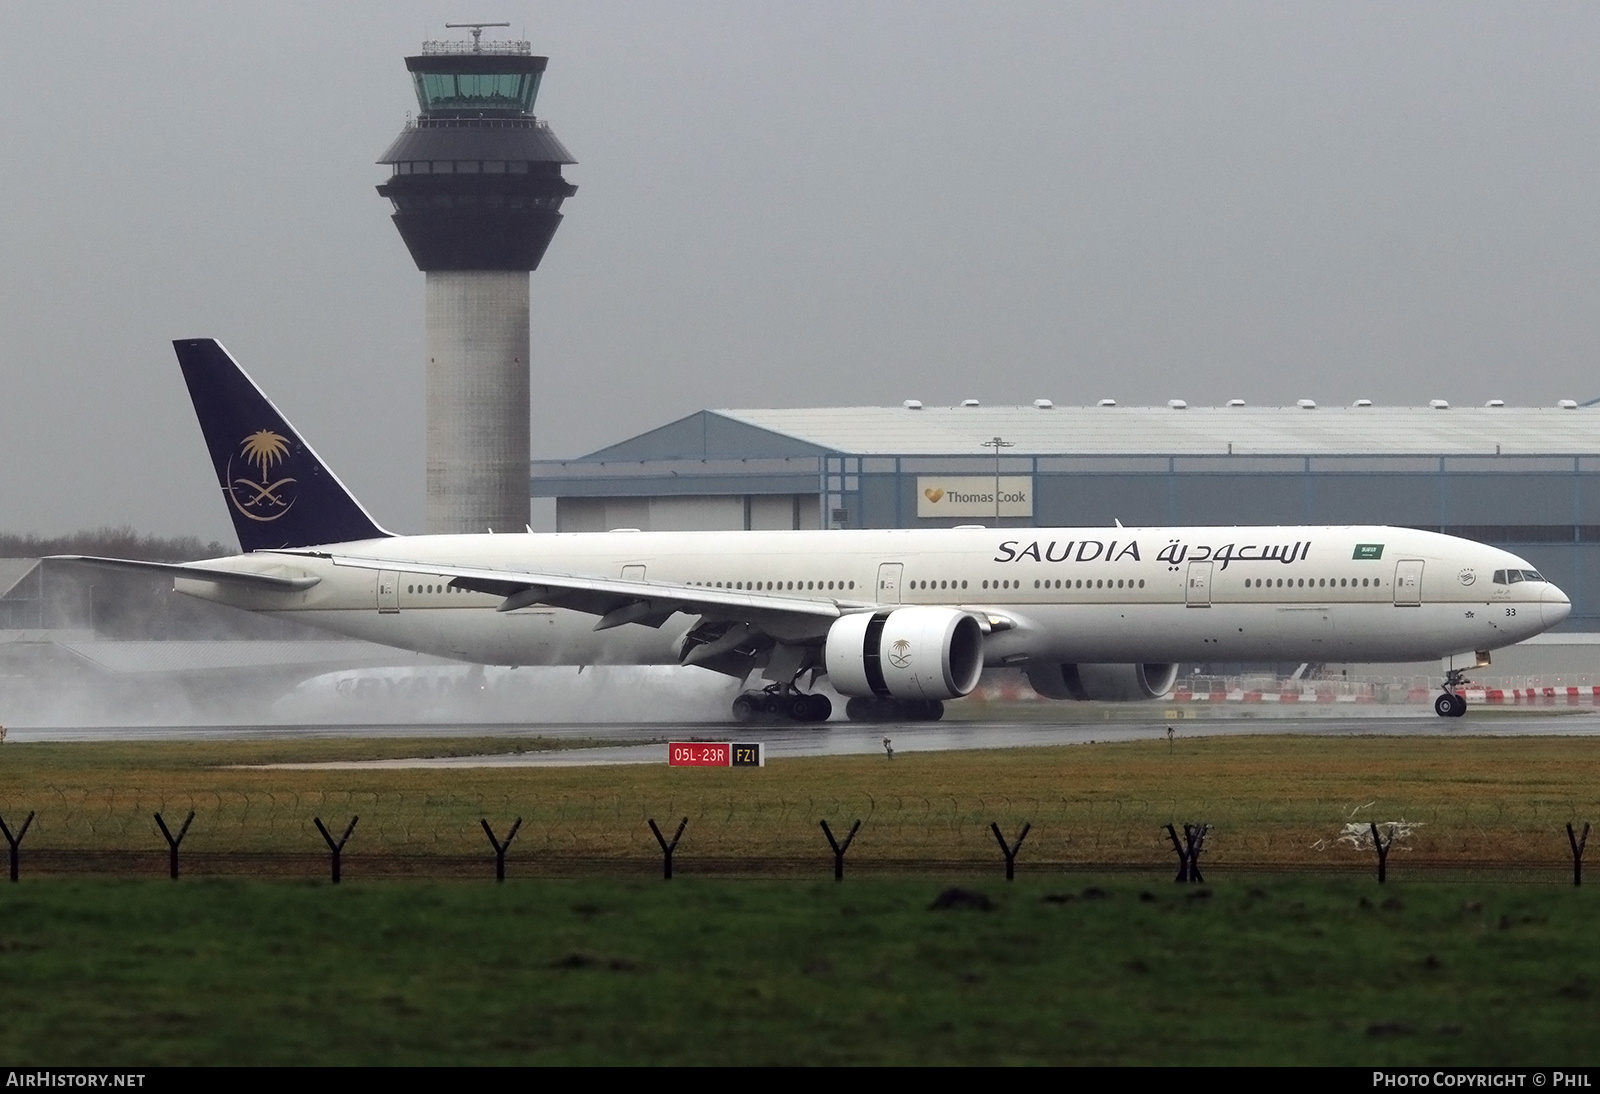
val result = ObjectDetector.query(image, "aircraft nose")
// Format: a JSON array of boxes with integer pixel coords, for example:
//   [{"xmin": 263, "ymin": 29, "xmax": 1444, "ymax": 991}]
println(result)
[{"xmin": 1543, "ymin": 584, "xmax": 1572, "ymax": 629}]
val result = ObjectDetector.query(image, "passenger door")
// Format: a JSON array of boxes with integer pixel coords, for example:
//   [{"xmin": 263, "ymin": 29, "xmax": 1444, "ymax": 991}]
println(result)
[
  {"xmin": 1393, "ymin": 560, "xmax": 1424, "ymax": 606},
  {"xmin": 376, "ymin": 571, "xmax": 400, "ymax": 614},
  {"xmin": 1185, "ymin": 561, "xmax": 1213, "ymax": 607},
  {"xmin": 876, "ymin": 563, "xmax": 903, "ymax": 605}
]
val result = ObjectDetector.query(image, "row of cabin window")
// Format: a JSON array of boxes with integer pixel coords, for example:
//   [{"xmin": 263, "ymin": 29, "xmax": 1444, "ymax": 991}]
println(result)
[
  {"xmin": 690, "ymin": 580, "xmax": 855, "ymax": 591},
  {"xmin": 1028, "ymin": 578, "xmax": 1147, "ymax": 590},
  {"xmin": 408, "ymin": 574, "xmax": 1404, "ymax": 598},
  {"xmin": 1243, "ymin": 577, "xmax": 1383, "ymax": 588}
]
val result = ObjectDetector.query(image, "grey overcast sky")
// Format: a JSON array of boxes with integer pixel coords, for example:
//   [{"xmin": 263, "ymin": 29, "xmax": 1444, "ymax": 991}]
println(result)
[{"xmin": 3, "ymin": 2, "xmax": 1599, "ymax": 542}]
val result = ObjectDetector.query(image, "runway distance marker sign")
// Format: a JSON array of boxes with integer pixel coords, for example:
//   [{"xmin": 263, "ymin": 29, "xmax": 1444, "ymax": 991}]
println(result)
[{"xmin": 668, "ymin": 742, "xmax": 766, "ymax": 767}]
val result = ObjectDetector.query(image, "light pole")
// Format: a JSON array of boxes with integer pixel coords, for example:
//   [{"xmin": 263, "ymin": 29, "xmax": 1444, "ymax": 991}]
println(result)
[{"xmin": 980, "ymin": 436, "xmax": 1014, "ymax": 525}]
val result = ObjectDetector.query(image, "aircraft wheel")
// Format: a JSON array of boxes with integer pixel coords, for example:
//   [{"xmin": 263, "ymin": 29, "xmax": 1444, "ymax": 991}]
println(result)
[
  {"xmin": 762, "ymin": 695, "xmax": 783, "ymax": 716},
  {"xmin": 1450, "ymin": 693, "xmax": 1468, "ymax": 717},
  {"xmin": 785, "ymin": 694, "xmax": 813, "ymax": 721},
  {"xmin": 732, "ymin": 694, "xmax": 758, "ymax": 722},
  {"xmin": 1434, "ymin": 693, "xmax": 1457, "ymax": 718},
  {"xmin": 851, "ymin": 697, "xmax": 902, "ymax": 722},
  {"xmin": 924, "ymin": 700, "xmax": 945, "ymax": 722},
  {"xmin": 806, "ymin": 694, "xmax": 833, "ymax": 723}
]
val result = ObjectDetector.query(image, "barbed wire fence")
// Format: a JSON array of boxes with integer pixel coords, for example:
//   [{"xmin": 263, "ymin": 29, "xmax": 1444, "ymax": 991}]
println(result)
[{"xmin": 0, "ymin": 787, "xmax": 1591, "ymax": 880}]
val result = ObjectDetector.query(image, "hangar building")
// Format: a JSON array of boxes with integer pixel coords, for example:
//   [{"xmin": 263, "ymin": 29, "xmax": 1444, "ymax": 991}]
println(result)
[{"xmin": 531, "ymin": 399, "xmax": 1600, "ymax": 630}]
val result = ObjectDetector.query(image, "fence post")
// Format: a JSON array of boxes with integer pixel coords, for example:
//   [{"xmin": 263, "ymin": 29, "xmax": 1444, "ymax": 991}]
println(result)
[
  {"xmin": 820, "ymin": 819, "xmax": 861, "ymax": 881},
  {"xmin": 1369, "ymin": 822, "xmax": 1393, "ymax": 884},
  {"xmin": 1164, "ymin": 822, "xmax": 1209, "ymax": 883},
  {"xmin": 990, "ymin": 822, "xmax": 1031, "ymax": 881},
  {"xmin": 1568, "ymin": 822, "xmax": 1591, "ymax": 888},
  {"xmin": 1165, "ymin": 823, "xmax": 1188, "ymax": 882},
  {"xmin": 153, "ymin": 811, "xmax": 195, "ymax": 880},
  {"xmin": 648, "ymin": 817, "xmax": 687, "ymax": 880},
  {"xmin": 480, "ymin": 818, "xmax": 523, "ymax": 883},
  {"xmin": 313, "ymin": 816, "xmax": 358, "ymax": 883},
  {"xmin": 1183, "ymin": 823, "xmax": 1208, "ymax": 884},
  {"xmin": 0, "ymin": 813, "xmax": 33, "ymax": 882}
]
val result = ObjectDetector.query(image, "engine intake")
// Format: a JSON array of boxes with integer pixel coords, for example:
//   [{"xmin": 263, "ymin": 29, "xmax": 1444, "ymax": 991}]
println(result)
[
  {"xmin": 825, "ymin": 607, "xmax": 985, "ymax": 700},
  {"xmin": 1026, "ymin": 662, "xmax": 1179, "ymax": 702}
]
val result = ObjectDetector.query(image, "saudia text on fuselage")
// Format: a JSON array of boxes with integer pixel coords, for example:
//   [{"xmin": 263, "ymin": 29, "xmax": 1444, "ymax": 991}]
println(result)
[{"xmin": 992, "ymin": 537, "xmax": 1313, "ymax": 569}]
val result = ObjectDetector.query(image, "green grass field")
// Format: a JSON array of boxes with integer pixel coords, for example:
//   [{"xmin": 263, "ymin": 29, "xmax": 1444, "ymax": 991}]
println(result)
[
  {"xmin": 2, "ymin": 733, "xmax": 1598, "ymax": 872},
  {"xmin": 2, "ymin": 875, "xmax": 1597, "ymax": 1065},
  {"xmin": 3, "ymin": 733, "xmax": 1600, "ymax": 1064}
]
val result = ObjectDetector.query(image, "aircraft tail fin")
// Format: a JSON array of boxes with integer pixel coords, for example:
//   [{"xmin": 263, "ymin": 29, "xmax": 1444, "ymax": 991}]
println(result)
[{"xmin": 172, "ymin": 339, "xmax": 393, "ymax": 552}]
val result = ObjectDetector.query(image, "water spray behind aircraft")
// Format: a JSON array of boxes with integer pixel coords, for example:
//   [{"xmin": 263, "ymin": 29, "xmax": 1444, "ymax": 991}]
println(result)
[{"xmin": 270, "ymin": 663, "xmax": 745, "ymax": 725}]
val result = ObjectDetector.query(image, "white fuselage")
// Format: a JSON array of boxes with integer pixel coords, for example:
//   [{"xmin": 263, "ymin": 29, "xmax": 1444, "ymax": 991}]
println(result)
[{"xmin": 175, "ymin": 525, "xmax": 1570, "ymax": 669}]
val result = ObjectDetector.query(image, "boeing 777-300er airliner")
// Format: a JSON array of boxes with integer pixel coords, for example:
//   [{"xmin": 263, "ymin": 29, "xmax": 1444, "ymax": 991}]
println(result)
[{"xmin": 57, "ymin": 340, "xmax": 1572, "ymax": 723}]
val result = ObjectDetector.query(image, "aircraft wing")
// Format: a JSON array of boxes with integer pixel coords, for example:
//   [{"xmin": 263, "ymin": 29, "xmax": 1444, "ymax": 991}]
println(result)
[
  {"xmin": 47, "ymin": 555, "xmax": 322, "ymax": 591},
  {"xmin": 316, "ymin": 552, "xmax": 849, "ymax": 632}
]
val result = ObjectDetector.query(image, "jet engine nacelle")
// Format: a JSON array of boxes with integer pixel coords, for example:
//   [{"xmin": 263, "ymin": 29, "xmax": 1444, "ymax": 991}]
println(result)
[
  {"xmin": 1025, "ymin": 662, "xmax": 1180, "ymax": 702},
  {"xmin": 825, "ymin": 607, "xmax": 986, "ymax": 701}
]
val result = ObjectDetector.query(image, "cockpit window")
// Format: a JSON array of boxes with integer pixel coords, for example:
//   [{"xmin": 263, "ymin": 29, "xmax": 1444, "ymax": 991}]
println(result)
[{"xmin": 1523, "ymin": 569, "xmax": 1544, "ymax": 583}]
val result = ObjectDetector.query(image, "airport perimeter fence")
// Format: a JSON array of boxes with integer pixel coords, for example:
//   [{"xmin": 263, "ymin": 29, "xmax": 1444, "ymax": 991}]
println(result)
[{"xmin": 0, "ymin": 786, "xmax": 1596, "ymax": 882}]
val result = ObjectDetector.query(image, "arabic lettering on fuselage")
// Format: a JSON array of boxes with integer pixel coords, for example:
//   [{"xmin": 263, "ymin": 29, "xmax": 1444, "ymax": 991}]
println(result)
[
  {"xmin": 1154, "ymin": 539, "xmax": 1310, "ymax": 571},
  {"xmin": 991, "ymin": 538, "xmax": 1313, "ymax": 570}
]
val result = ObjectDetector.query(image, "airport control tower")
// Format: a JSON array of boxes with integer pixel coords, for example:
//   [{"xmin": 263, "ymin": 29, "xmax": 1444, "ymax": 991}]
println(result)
[{"xmin": 376, "ymin": 23, "xmax": 577, "ymax": 533}]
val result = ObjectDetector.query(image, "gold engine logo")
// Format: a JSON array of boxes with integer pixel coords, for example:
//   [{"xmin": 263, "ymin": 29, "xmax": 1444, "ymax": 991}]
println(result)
[{"xmin": 887, "ymin": 638, "xmax": 913, "ymax": 669}]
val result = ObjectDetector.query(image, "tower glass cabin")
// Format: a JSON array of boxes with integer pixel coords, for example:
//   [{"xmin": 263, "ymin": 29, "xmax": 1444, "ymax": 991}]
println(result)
[
  {"xmin": 376, "ymin": 31, "xmax": 577, "ymax": 534},
  {"xmin": 377, "ymin": 39, "xmax": 577, "ymax": 271}
]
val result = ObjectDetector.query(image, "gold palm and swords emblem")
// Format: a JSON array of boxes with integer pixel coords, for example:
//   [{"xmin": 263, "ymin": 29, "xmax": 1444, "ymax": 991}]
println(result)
[{"xmin": 228, "ymin": 430, "xmax": 298, "ymax": 522}]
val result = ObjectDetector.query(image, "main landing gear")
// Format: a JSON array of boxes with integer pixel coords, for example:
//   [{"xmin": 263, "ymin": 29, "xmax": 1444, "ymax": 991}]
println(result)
[
  {"xmin": 844, "ymin": 697, "xmax": 945, "ymax": 723},
  {"xmin": 731, "ymin": 686, "xmax": 833, "ymax": 724},
  {"xmin": 1434, "ymin": 668, "xmax": 1470, "ymax": 718}
]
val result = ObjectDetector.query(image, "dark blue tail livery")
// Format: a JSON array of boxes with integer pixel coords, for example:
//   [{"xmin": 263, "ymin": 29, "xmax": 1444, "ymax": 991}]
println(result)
[{"xmin": 173, "ymin": 339, "xmax": 392, "ymax": 552}]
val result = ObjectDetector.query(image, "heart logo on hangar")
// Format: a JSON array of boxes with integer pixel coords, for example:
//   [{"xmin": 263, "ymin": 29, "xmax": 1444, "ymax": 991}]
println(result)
[{"xmin": 924, "ymin": 488, "xmax": 945, "ymax": 503}]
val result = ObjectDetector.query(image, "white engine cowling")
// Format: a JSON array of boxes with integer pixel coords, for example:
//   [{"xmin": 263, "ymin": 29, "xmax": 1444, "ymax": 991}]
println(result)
[
  {"xmin": 825, "ymin": 607, "xmax": 986, "ymax": 701},
  {"xmin": 1025, "ymin": 662, "xmax": 1179, "ymax": 702}
]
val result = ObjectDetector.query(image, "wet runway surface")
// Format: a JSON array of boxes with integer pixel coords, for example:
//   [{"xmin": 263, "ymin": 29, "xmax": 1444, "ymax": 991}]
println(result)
[{"xmin": 13, "ymin": 708, "xmax": 1600, "ymax": 767}]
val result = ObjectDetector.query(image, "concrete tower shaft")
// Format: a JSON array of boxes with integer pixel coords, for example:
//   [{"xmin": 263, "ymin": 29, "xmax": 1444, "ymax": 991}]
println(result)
[
  {"xmin": 377, "ymin": 32, "xmax": 576, "ymax": 533},
  {"xmin": 425, "ymin": 272, "xmax": 530, "ymax": 533}
]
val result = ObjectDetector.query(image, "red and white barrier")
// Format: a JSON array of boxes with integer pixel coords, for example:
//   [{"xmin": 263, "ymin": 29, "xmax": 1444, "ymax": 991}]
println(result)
[{"xmin": 989, "ymin": 672, "xmax": 1600, "ymax": 707}]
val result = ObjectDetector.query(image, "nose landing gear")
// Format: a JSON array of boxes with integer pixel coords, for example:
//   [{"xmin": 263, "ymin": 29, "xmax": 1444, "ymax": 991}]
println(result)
[{"xmin": 1435, "ymin": 668, "xmax": 1470, "ymax": 718}]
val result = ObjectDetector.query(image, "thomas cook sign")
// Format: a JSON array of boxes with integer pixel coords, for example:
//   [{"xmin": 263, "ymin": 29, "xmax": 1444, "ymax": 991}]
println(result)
[{"xmin": 917, "ymin": 477, "xmax": 1033, "ymax": 519}]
